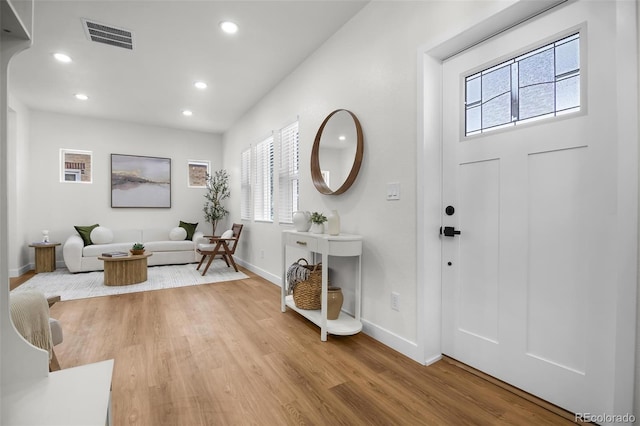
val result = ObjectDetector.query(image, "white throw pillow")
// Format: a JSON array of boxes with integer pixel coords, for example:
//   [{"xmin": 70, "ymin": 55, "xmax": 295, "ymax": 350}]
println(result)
[
  {"xmin": 169, "ymin": 227, "xmax": 187, "ymax": 241},
  {"xmin": 90, "ymin": 226, "xmax": 113, "ymax": 244},
  {"xmin": 221, "ymin": 229, "xmax": 234, "ymax": 239}
]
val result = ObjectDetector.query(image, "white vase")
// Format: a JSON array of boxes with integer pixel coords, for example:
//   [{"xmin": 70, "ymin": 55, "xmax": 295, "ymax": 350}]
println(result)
[
  {"xmin": 310, "ymin": 222, "xmax": 324, "ymax": 234},
  {"xmin": 327, "ymin": 210, "xmax": 340, "ymax": 236},
  {"xmin": 292, "ymin": 211, "xmax": 311, "ymax": 232}
]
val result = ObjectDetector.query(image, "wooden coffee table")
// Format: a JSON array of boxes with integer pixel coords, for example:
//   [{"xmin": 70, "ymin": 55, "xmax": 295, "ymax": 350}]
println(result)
[{"xmin": 98, "ymin": 253, "xmax": 153, "ymax": 286}]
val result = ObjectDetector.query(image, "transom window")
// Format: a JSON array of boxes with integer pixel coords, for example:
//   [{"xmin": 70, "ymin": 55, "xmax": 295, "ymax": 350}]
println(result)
[{"xmin": 465, "ymin": 33, "xmax": 580, "ymax": 136}]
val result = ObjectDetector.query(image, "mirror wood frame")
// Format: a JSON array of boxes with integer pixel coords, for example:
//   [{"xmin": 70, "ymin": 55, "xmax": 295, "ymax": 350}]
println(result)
[{"xmin": 310, "ymin": 109, "xmax": 364, "ymax": 195}]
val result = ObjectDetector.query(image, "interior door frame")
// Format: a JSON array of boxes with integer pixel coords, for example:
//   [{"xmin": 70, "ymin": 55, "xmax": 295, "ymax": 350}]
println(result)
[{"xmin": 416, "ymin": 0, "xmax": 638, "ymax": 414}]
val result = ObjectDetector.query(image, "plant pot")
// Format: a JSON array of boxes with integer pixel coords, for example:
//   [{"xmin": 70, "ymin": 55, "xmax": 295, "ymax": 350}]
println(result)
[
  {"xmin": 310, "ymin": 223, "xmax": 324, "ymax": 234},
  {"xmin": 130, "ymin": 249, "xmax": 145, "ymax": 256},
  {"xmin": 327, "ymin": 287, "xmax": 344, "ymax": 320}
]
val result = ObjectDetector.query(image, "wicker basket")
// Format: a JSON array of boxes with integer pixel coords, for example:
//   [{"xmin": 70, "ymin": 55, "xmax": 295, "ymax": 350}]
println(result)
[{"xmin": 291, "ymin": 259, "xmax": 323, "ymax": 310}]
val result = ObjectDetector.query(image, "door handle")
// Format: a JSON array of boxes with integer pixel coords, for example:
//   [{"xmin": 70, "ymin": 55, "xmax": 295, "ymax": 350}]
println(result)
[{"xmin": 440, "ymin": 226, "xmax": 461, "ymax": 237}]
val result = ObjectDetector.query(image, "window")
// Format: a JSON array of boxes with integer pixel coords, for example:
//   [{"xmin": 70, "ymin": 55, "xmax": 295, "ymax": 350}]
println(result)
[
  {"xmin": 60, "ymin": 149, "xmax": 92, "ymax": 183},
  {"xmin": 253, "ymin": 136, "xmax": 274, "ymax": 222},
  {"xmin": 278, "ymin": 121, "xmax": 299, "ymax": 224},
  {"xmin": 64, "ymin": 170, "xmax": 81, "ymax": 182},
  {"xmin": 240, "ymin": 148, "xmax": 251, "ymax": 220},
  {"xmin": 465, "ymin": 33, "xmax": 580, "ymax": 136}
]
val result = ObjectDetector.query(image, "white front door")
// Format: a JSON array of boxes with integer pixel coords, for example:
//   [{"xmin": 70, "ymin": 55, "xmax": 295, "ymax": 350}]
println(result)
[{"xmin": 441, "ymin": 1, "xmax": 635, "ymax": 415}]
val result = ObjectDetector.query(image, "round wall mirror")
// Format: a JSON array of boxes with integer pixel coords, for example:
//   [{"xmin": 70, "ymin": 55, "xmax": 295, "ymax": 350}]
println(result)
[{"xmin": 311, "ymin": 109, "xmax": 364, "ymax": 195}]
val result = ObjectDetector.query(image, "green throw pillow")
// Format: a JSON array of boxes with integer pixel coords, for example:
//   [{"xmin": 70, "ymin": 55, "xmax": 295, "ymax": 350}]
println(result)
[
  {"xmin": 74, "ymin": 224, "xmax": 99, "ymax": 246},
  {"xmin": 179, "ymin": 221, "xmax": 198, "ymax": 240}
]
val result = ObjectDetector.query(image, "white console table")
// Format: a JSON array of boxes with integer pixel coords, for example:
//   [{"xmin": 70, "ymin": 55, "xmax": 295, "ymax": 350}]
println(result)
[
  {"xmin": 1, "ymin": 359, "xmax": 114, "ymax": 425},
  {"xmin": 281, "ymin": 230, "xmax": 362, "ymax": 341}
]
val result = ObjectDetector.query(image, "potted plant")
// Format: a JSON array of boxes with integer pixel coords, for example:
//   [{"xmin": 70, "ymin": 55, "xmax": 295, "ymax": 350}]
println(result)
[
  {"xmin": 203, "ymin": 169, "xmax": 230, "ymax": 236},
  {"xmin": 130, "ymin": 242, "xmax": 145, "ymax": 255},
  {"xmin": 310, "ymin": 212, "xmax": 327, "ymax": 234}
]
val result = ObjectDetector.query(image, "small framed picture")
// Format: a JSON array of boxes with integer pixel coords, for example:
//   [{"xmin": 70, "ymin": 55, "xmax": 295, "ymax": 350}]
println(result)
[
  {"xmin": 188, "ymin": 160, "xmax": 210, "ymax": 188},
  {"xmin": 60, "ymin": 149, "xmax": 92, "ymax": 183}
]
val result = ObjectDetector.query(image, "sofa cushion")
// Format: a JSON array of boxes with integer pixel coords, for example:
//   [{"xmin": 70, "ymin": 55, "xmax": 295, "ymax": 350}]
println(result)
[
  {"xmin": 111, "ymin": 229, "xmax": 143, "ymax": 243},
  {"xmin": 221, "ymin": 229, "xmax": 234, "ymax": 239},
  {"xmin": 145, "ymin": 240, "xmax": 195, "ymax": 252},
  {"xmin": 83, "ymin": 242, "xmax": 132, "ymax": 257},
  {"xmin": 142, "ymin": 228, "xmax": 170, "ymax": 243},
  {"xmin": 169, "ymin": 227, "xmax": 187, "ymax": 241},
  {"xmin": 179, "ymin": 221, "xmax": 198, "ymax": 240},
  {"xmin": 74, "ymin": 224, "xmax": 99, "ymax": 246},
  {"xmin": 90, "ymin": 226, "xmax": 113, "ymax": 244},
  {"xmin": 49, "ymin": 318, "xmax": 63, "ymax": 346}
]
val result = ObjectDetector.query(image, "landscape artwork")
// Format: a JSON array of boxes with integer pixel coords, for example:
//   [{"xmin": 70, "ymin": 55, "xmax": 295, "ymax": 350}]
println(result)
[{"xmin": 111, "ymin": 154, "xmax": 171, "ymax": 208}]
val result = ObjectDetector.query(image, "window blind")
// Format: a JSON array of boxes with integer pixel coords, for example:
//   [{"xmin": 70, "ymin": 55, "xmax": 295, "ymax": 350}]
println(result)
[
  {"xmin": 253, "ymin": 136, "xmax": 274, "ymax": 222},
  {"xmin": 240, "ymin": 148, "xmax": 251, "ymax": 220},
  {"xmin": 278, "ymin": 121, "xmax": 299, "ymax": 224}
]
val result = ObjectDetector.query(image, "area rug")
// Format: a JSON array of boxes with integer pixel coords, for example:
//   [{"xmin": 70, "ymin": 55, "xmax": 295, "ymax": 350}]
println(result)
[{"xmin": 12, "ymin": 260, "xmax": 248, "ymax": 301}]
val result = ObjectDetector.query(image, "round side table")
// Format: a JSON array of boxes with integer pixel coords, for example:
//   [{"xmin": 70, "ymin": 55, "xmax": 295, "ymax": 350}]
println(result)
[{"xmin": 29, "ymin": 242, "xmax": 61, "ymax": 273}]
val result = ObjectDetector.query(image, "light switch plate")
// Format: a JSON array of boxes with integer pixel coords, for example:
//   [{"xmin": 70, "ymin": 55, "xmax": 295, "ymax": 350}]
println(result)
[{"xmin": 387, "ymin": 182, "xmax": 400, "ymax": 200}]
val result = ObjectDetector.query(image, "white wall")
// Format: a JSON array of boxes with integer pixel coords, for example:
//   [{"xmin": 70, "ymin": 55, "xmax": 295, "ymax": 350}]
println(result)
[
  {"xmin": 8, "ymin": 95, "xmax": 31, "ymax": 276},
  {"xmin": 17, "ymin": 110, "xmax": 222, "ymax": 274},
  {"xmin": 222, "ymin": 1, "xmax": 516, "ymax": 361}
]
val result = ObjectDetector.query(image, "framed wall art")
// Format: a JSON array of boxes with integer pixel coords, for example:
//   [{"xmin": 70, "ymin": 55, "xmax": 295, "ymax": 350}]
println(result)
[
  {"xmin": 60, "ymin": 149, "xmax": 92, "ymax": 183},
  {"xmin": 111, "ymin": 154, "xmax": 171, "ymax": 208},
  {"xmin": 187, "ymin": 160, "xmax": 210, "ymax": 188}
]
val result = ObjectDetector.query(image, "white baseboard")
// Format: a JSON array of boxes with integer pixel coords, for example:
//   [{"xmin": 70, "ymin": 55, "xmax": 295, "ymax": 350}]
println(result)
[
  {"xmin": 425, "ymin": 353, "xmax": 443, "ymax": 366},
  {"xmin": 361, "ymin": 319, "xmax": 424, "ymax": 364},
  {"xmin": 10, "ymin": 263, "xmax": 33, "ymax": 278},
  {"xmin": 235, "ymin": 258, "xmax": 281, "ymax": 287}
]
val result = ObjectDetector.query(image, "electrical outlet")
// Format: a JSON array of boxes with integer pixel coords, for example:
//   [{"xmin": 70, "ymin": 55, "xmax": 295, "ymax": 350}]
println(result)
[{"xmin": 391, "ymin": 292, "xmax": 400, "ymax": 311}]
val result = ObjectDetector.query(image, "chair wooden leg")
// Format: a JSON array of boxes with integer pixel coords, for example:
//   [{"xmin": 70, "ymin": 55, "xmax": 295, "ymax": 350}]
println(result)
[
  {"xmin": 201, "ymin": 253, "xmax": 216, "ymax": 276},
  {"xmin": 227, "ymin": 255, "xmax": 239, "ymax": 272},
  {"xmin": 221, "ymin": 255, "xmax": 230, "ymax": 267},
  {"xmin": 49, "ymin": 349, "xmax": 61, "ymax": 372},
  {"xmin": 196, "ymin": 253, "xmax": 207, "ymax": 270}
]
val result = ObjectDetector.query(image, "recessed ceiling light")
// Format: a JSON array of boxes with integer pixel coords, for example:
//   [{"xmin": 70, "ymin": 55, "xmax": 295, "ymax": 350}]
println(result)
[
  {"xmin": 220, "ymin": 21, "xmax": 238, "ymax": 34},
  {"xmin": 182, "ymin": 110, "xmax": 193, "ymax": 117},
  {"xmin": 194, "ymin": 81, "xmax": 207, "ymax": 90},
  {"xmin": 74, "ymin": 93, "xmax": 88, "ymax": 100},
  {"xmin": 54, "ymin": 53, "xmax": 72, "ymax": 63},
  {"xmin": 338, "ymin": 135, "xmax": 346, "ymax": 141}
]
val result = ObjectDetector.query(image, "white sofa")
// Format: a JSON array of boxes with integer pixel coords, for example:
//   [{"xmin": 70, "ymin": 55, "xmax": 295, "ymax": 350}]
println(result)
[{"xmin": 63, "ymin": 228, "xmax": 205, "ymax": 273}]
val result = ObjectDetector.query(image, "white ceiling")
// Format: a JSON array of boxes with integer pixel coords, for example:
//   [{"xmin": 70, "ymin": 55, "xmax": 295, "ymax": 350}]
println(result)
[{"xmin": 9, "ymin": 0, "xmax": 368, "ymax": 134}]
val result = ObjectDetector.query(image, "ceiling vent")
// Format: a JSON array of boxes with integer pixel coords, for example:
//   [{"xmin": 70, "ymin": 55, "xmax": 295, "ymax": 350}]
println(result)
[{"xmin": 82, "ymin": 19, "xmax": 133, "ymax": 50}]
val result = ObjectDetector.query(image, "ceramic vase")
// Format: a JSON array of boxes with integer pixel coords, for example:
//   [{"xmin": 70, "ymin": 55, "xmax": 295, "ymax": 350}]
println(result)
[
  {"xmin": 327, "ymin": 287, "xmax": 344, "ymax": 320},
  {"xmin": 327, "ymin": 210, "xmax": 340, "ymax": 236},
  {"xmin": 292, "ymin": 211, "xmax": 311, "ymax": 232},
  {"xmin": 310, "ymin": 222, "xmax": 324, "ymax": 234}
]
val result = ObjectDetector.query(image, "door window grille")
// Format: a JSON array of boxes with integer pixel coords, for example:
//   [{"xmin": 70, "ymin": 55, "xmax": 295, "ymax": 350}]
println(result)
[{"xmin": 465, "ymin": 33, "xmax": 580, "ymax": 136}]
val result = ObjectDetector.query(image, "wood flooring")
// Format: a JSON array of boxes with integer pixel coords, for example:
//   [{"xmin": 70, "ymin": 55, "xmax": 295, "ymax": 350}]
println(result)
[{"xmin": 19, "ymin": 268, "xmax": 576, "ymax": 425}]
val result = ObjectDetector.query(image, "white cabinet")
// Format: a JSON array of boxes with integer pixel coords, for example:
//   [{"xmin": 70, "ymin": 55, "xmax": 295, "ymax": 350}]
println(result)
[
  {"xmin": 281, "ymin": 230, "xmax": 362, "ymax": 341},
  {"xmin": 2, "ymin": 359, "xmax": 114, "ymax": 425}
]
